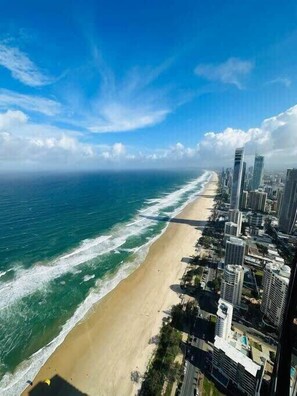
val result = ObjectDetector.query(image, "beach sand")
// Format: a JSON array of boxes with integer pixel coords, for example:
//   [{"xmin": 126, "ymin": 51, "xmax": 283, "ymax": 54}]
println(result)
[{"xmin": 22, "ymin": 172, "xmax": 218, "ymax": 396}]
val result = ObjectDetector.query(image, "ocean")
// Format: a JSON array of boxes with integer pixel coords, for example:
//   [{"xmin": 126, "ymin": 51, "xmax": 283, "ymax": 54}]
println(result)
[{"xmin": 0, "ymin": 168, "xmax": 211, "ymax": 395}]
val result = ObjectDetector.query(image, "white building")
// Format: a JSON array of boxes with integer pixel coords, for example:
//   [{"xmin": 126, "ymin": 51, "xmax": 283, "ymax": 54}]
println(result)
[
  {"xmin": 225, "ymin": 237, "xmax": 245, "ymax": 267},
  {"xmin": 221, "ymin": 264, "xmax": 244, "ymax": 306},
  {"xmin": 212, "ymin": 336, "xmax": 263, "ymax": 396},
  {"xmin": 215, "ymin": 299, "xmax": 233, "ymax": 340},
  {"xmin": 229, "ymin": 209, "xmax": 242, "ymax": 230},
  {"xmin": 261, "ymin": 262, "xmax": 291, "ymax": 328}
]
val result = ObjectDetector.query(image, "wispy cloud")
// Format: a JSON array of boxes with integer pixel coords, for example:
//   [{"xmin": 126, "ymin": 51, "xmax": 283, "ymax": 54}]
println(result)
[
  {"xmin": 0, "ymin": 43, "xmax": 54, "ymax": 87},
  {"xmin": 194, "ymin": 57, "xmax": 253, "ymax": 89},
  {"xmin": 80, "ymin": 45, "xmax": 174, "ymax": 133},
  {"xmin": 0, "ymin": 89, "xmax": 61, "ymax": 116},
  {"xmin": 88, "ymin": 104, "xmax": 170, "ymax": 133},
  {"xmin": 265, "ymin": 77, "xmax": 291, "ymax": 88}
]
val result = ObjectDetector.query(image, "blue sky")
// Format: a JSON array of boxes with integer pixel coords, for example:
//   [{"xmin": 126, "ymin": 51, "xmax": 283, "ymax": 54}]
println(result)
[{"xmin": 0, "ymin": 0, "xmax": 297, "ymax": 169}]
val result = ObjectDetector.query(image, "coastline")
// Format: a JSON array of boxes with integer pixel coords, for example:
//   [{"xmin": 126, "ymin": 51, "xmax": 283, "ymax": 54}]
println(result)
[{"xmin": 21, "ymin": 172, "xmax": 218, "ymax": 396}]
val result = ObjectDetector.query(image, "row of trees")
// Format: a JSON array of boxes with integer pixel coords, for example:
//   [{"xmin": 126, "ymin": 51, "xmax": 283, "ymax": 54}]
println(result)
[{"xmin": 140, "ymin": 324, "xmax": 182, "ymax": 395}]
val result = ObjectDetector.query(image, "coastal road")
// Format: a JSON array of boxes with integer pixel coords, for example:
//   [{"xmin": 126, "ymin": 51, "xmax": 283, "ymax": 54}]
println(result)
[
  {"xmin": 180, "ymin": 360, "xmax": 198, "ymax": 396},
  {"xmin": 180, "ymin": 314, "xmax": 210, "ymax": 396}
]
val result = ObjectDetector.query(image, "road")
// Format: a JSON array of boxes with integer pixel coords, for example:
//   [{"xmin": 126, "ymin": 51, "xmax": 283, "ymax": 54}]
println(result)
[
  {"xmin": 180, "ymin": 309, "xmax": 210, "ymax": 396},
  {"xmin": 180, "ymin": 360, "xmax": 198, "ymax": 396}
]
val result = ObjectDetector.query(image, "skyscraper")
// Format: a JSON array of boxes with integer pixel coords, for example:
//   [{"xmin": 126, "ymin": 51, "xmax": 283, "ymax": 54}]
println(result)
[
  {"xmin": 248, "ymin": 190, "xmax": 267, "ymax": 212},
  {"xmin": 278, "ymin": 169, "xmax": 297, "ymax": 234},
  {"xmin": 215, "ymin": 299, "xmax": 233, "ymax": 340},
  {"xmin": 225, "ymin": 237, "xmax": 245, "ymax": 267},
  {"xmin": 252, "ymin": 154, "xmax": 264, "ymax": 190},
  {"xmin": 240, "ymin": 161, "xmax": 246, "ymax": 201},
  {"xmin": 230, "ymin": 147, "xmax": 244, "ymax": 209},
  {"xmin": 261, "ymin": 262, "xmax": 290, "ymax": 328},
  {"xmin": 220, "ymin": 264, "xmax": 244, "ymax": 306}
]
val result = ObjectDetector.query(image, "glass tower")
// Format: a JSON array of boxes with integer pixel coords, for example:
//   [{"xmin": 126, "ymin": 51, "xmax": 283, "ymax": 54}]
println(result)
[{"xmin": 230, "ymin": 147, "xmax": 244, "ymax": 209}]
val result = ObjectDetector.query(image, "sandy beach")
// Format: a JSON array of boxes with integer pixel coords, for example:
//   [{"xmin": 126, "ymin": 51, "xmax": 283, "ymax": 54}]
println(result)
[{"xmin": 22, "ymin": 172, "xmax": 218, "ymax": 396}]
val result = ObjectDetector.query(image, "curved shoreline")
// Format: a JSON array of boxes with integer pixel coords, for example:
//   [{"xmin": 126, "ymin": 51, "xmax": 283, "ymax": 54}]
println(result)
[{"xmin": 20, "ymin": 172, "xmax": 218, "ymax": 396}]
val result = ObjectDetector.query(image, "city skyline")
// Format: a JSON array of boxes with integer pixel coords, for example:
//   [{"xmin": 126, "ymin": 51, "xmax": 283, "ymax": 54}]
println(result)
[{"xmin": 0, "ymin": 1, "xmax": 297, "ymax": 170}]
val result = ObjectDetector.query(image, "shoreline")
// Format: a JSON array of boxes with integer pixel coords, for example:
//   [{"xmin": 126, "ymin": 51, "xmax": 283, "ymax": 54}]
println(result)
[{"xmin": 20, "ymin": 172, "xmax": 218, "ymax": 396}]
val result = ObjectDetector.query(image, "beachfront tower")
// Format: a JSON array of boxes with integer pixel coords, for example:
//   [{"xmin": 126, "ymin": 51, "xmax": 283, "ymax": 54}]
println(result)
[
  {"xmin": 252, "ymin": 154, "xmax": 264, "ymax": 190},
  {"xmin": 278, "ymin": 169, "xmax": 297, "ymax": 234},
  {"xmin": 215, "ymin": 299, "xmax": 233, "ymax": 340},
  {"xmin": 221, "ymin": 264, "xmax": 244, "ymax": 306},
  {"xmin": 230, "ymin": 147, "xmax": 244, "ymax": 209}
]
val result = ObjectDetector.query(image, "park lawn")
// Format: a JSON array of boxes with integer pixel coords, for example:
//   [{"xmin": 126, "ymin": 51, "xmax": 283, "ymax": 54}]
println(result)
[{"xmin": 203, "ymin": 377, "xmax": 224, "ymax": 395}]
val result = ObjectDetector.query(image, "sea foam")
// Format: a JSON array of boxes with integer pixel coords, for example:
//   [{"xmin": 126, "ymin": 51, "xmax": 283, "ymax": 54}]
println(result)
[{"xmin": 0, "ymin": 170, "xmax": 213, "ymax": 395}]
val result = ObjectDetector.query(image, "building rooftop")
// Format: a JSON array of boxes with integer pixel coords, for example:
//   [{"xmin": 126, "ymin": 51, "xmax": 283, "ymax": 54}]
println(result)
[
  {"xmin": 214, "ymin": 336, "xmax": 261, "ymax": 377},
  {"xmin": 228, "ymin": 237, "xmax": 245, "ymax": 246}
]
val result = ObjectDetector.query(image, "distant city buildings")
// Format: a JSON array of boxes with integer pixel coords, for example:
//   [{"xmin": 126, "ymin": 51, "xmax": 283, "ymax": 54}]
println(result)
[
  {"xmin": 278, "ymin": 168, "xmax": 297, "ymax": 234},
  {"xmin": 221, "ymin": 264, "xmax": 244, "ymax": 306},
  {"xmin": 252, "ymin": 155, "xmax": 265, "ymax": 190},
  {"xmin": 215, "ymin": 299, "xmax": 233, "ymax": 340},
  {"xmin": 230, "ymin": 147, "xmax": 244, "ymax": 210},
  {"xmin": 261, "ymin": 262, "xmax": 291, "ymax": 328}
]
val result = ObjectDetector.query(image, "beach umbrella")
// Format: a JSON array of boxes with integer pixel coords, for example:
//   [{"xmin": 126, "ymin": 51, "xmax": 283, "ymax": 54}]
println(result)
[{"xmin": 43, "ymin": 379, "xmax": 51, "ymax": 386}]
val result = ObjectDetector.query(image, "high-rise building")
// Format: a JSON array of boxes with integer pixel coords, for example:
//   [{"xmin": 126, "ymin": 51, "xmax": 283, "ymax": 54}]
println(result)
[
  {"xmin": 276, "ymin": 189, "xmax": 283, "ymax": 216},
  {"xmin": 224, "ymin": 222, "xmax": 239, "ymax": 236},
  {"xmin": 248, "ymin": 212, "xmax": 263, "ymax": 228},
  {"xmin": 240, "ymin": 161, "xmax": 246, "ymax": 201},
  {"xmin": 212, "ymin": 336, "xmax": 263, "ymax": 396},
  {"xmin": 241, "ymin": 190, "xmax": 248, "ymax": 209},
  {"xmin": 225, "ymin": 237, "xmax": 245, "ymax": 267},
  {"xmin": 215, "ymin": 299, "xmax": 233, "ymax": 340},
  {"xmin": 229, "ymin": 209, "xmax": 242, "ymax": 227},
  {"xmin": 252, "ymin": 154, "xmax": 264, "ymax": 190},
  {"xmin": 221, "ymin": 264, "xmax": 244, "ymax": 306},
  {"xmin": 278, "ymin": 169, "xmax": 297, "ymax": 234},
  {"xmin": 248, "ymin": 190, "xmax": 267, "ymax": 212},
  {"xmin": 261, "ymin": 262, "xmax": 291, "ymax": 328},
  {"xmin": 230, "ymin": 147, "xmax": 244, "ymax": 210}
]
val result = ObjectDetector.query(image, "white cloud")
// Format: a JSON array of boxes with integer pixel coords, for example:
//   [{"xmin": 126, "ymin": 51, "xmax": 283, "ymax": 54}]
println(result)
[
  {"xmin": 82, "ymin": 49, "xmax": 173, "ymax": 133},
  {"xmin": 265, "ymin": 77, "xmax": 291, "ymax": 88},
  {"xmin": 0, "ymin": 89, "xmax": 61, "ymax": 116},
  {"xmin": 2, "ymin": 104, "xmax": 297, "ymax": 170},
  {"xmin": 194, "ymin": 57, "xmax": 253, "ymax": 89},
  {"xmin": 89, "ymin": 104, "xmax": 169, "ymax": 133},
  {"xmin": 0, "ymin": 109, "xmax": 28, "ymax": 130},
  {"xmin": 0, "ymin": 43, "xmax": 54, "ymax": 86}
]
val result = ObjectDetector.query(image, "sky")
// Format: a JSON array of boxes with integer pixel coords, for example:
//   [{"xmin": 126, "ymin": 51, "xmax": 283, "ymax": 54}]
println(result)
[{"xmin": 0, "ymin": 0, "xmax": 297, "ymax": 170}]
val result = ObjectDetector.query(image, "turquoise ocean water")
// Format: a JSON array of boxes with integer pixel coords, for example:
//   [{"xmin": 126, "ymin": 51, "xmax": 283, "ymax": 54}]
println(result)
[{"xmin": 0, "ymin": 169, "xmax": 211, "ymax": 395}]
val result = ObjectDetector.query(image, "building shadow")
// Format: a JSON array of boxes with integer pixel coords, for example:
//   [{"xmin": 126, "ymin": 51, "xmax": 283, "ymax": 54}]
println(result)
[
  {"xmin": 170, "ymin": 284, "xmax": 186, "ymax": 294},
  {"xmin": 181, "ymin": 257, "xmax": 193, "ymax": 264},
  {"xmin": 139, "ymin": 215, "xmax": 208, "ymax": 229},
  {"xmin": 28, "ymin": 375, "xmax": 88, "ymax": 396}
]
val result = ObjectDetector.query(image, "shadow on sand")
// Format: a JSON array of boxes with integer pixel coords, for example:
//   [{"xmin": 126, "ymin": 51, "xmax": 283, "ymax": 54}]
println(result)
[
  {"xmin": 139, "ymin": 215, "xmax": 208, "ymax": 230},
  {"xmin": 28, "ymin": 375, "xmax": 88, "ymax": 396}
]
